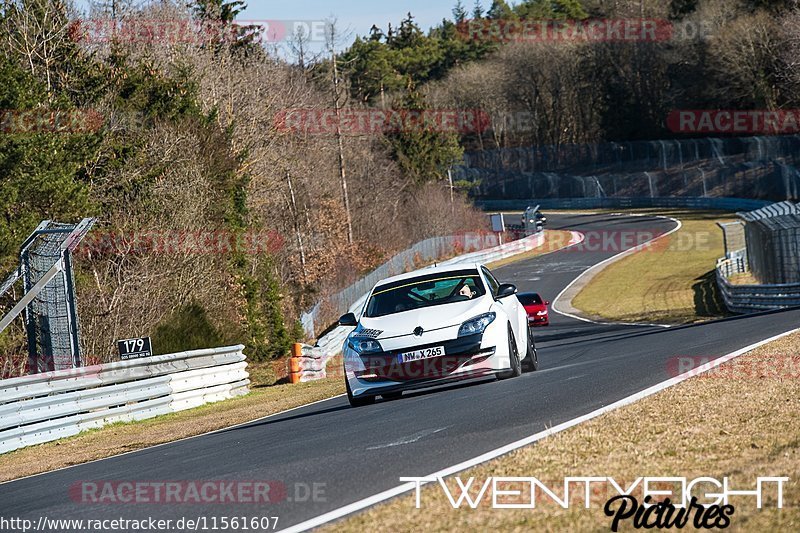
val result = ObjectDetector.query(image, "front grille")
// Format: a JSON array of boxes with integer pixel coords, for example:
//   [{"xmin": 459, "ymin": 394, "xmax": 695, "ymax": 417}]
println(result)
[{"xmin": 357, "ymin": 333, "xmax": 486, "ymax": 382}]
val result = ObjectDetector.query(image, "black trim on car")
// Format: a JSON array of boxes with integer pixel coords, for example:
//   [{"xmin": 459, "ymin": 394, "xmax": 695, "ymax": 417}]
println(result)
[
  {"xmin": 354, "ymin": 333, "xmax": 494, "ymax": 383},
  {"xmin": 367, "ymin": 332, "xmax": 483, "ymax": 359}
]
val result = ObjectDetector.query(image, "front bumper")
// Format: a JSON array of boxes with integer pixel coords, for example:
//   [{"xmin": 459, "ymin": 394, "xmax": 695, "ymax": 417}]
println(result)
[{"xmin": 344, "ymin": 327, "xmax": 509, "ymax": 397}]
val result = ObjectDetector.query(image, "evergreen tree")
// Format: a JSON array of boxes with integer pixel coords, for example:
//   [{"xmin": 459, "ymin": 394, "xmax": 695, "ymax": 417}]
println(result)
[
  {"xmin": 341, "ymin": 36, "xmax": 402, "ymax": 103},
  {"xmin": 393, "ymin": 13, "xmax": 424, "ymax": 49},
  {"xmin": 342, "ymin": 13, "xmax": 458, "ymax": 102},
  {"xmin": 669, "ymin": 0, "xmax": 699, "ymax": 19},
  {"xmin": 0, "ymin": 59, "xmax": 95, "ymax": 263},
  {"xmin": 192, "ymin": 0, "xmax": 260, "ymax": 53},
  {"xmin": 487, "ymin": 0, "xmax": 514, "ymax": 20},
  {"xmin": 386, "ymin": 87, "xmax": 463, "ymax": 185},
  {"xmin": 514, "ymin": 0, "xmax": 588, "ymax": 19},
  {"xmin": 452, "ymin": 0, "xmax": 468, "ymax": 23},
  {"xmin": 551, "ymin": 0, "xmax": 588, "ymax": 18},
  {"xmin": 368, "ymin": 24, "xmax": 384, "ymax": 41},
  {"xmin": 472, "ymin": 0, "xmax": 484, "ymax": 19},
  {"xmin": 193, "ymin": 0, "xmax": 247, "ymax": 22}
]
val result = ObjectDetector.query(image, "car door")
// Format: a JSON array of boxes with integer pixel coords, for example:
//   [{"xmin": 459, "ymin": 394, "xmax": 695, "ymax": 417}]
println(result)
[{"xmin": 481, "ymin": 266, "xmax": 525, "ymax": 354}]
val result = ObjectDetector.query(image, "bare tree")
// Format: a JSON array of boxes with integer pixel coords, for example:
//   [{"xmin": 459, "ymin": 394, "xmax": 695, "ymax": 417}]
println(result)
[
  {"xmin": 780, "ymin": 5, "xmax": 800, "ymax": 105},
  {"xmin": 2, "ymin": 0, "xmax": 71, "ymax": 99},
  {"xmin": 285, "ymin": 23, "xmax": 326, "ymax": 69},
  {"xmin": 707, "ymin": 10, "xmax": 786, "ymax": 109},
  {"xmin": 326, "ymin": 19, "xmax": 354, "ymax": 245}
]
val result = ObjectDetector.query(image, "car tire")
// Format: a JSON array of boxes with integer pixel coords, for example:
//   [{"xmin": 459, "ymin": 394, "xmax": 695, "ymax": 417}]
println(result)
[
  {"xmin": 499, "ymin": 324, "xmax": 522, "ymax": 379},
  {"xmin": 522, "ymin": 326, "xmax": 539, "ymax": 372},
  {"xmin": 381, "ymin": 392, "xmax": 402, "ymax": 401},
  {"xmin": 346, "ymin": 377, "xmax": 375, "ymax": 407}
]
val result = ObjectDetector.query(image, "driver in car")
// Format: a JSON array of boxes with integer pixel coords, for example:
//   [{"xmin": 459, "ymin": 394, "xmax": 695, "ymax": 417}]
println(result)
[{"xmin": 459, "ymin": 284, "xmax": 476, "ymax": 299}]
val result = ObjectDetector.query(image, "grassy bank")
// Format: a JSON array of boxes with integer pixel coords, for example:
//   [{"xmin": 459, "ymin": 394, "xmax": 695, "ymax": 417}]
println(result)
[{"xmin": 572, "ymin": 210, "xmax": 736, "ymax": 324}]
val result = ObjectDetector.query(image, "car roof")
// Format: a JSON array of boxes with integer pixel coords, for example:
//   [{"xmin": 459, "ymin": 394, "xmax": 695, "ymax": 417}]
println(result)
[{"xmin": 373, "ymin": 262, "xmax": 485, "ymax": 288}]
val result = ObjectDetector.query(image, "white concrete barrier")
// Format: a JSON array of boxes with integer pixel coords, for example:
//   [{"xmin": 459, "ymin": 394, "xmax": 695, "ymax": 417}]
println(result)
[{"xmin": 0, "ymin": 345, "xmax": 249, "ymax": 454}]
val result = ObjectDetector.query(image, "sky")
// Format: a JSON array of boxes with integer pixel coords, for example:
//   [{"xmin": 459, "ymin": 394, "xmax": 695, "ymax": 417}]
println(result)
[{"xmin": 73, "ymin": 1, "xmax": 486, "ymax": 52}]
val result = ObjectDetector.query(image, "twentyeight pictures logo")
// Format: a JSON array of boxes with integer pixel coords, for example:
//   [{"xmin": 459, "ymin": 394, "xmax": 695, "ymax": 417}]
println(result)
[{"xmin": 401, "ymin": 476, "xmax": 789, "ymax": 530}]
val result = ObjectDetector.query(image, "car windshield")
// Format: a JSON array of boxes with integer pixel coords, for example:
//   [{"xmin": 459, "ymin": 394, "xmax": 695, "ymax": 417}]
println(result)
[
  {"xmin": 518, "ymin": 293, "xmax": 543, "ymax": 305},
  {"xmin": 364, "ymin": 269, "xmax": 486, "ymax": 317}
]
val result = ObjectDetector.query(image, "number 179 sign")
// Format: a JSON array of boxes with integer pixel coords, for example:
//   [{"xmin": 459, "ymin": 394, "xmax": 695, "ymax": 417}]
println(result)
[{"xmin": 117, "ymin": 337, "xmax": 153, "ymax": 361}]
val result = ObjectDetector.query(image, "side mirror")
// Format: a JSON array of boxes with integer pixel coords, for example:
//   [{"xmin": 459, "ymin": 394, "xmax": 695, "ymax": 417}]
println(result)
[
  {"xmin": 545, "ymin": 301, "xmax": 550, "ymax": 306},
  {"xmin": 496, "ymin": 283, "xmax": 517, "ymax": 299},
  {"xmin": 338, "ymin": 313, "xmax": 358, "ymax": 327}
]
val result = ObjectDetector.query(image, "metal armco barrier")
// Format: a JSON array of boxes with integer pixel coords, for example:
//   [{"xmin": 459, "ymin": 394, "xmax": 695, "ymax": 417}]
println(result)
[
  {"xmin": 0, "ymin": 345, "xmax": 249, "ymax": 454},
  {"xmin": 293, "ymin": 231, "xmax": 547, "ymax": 383},
  {"xmin": 716, "ymin": 258, "xmax": 800, "ymax": 313},
  {"xmin": 477, "ymin": 196, "xmax": 771, "ymax": 212}
]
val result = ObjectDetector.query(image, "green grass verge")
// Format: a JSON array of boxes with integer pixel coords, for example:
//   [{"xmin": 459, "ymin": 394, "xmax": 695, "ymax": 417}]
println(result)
[{"xmin": 572, "ymin": 209, "xmax": 736, "ymax": 324}]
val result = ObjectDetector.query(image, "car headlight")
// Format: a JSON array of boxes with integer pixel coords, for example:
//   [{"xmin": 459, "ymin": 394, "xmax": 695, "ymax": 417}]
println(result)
[
  {"xmin": 537, "ymin": 311, "xmax": 547, "ymax": 316},
  {"xmin": 458, "ymin": 312, "xmax": 496, "ymax": 337},
  {"xmin": 349, "ymin": 338, "xmax": 383, "ymax": 354}
]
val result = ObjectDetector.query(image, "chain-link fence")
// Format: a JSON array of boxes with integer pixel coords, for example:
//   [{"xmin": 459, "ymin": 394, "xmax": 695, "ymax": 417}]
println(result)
[
  {"xmin": 744, "ymin": 215, "xmax": 800, "ymax": 284},
  {"xmin": 1, "ymin": 219, "xmax": 95, "ymax": 375},
  {"xmin": 735, "ymin": 202, "xmax": 800, "ymax": 284},
  {"xmin": 455, "ymin": 135, "xmax": 800, "ymax": 201},
  {"xmin": 718, "ymin": 222, "xmax": 747, "ymax": 260},
  {"xmin": 301, "ymin": 232, "xmax": 509, "ymax": 337},
  {"xmin": 24, "ymin": 223, "xmax": 78, "ymax": 372}
]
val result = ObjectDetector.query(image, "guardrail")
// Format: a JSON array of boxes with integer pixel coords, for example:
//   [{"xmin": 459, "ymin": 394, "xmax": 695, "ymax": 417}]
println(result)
[
  {"xmin": 477, "ymin": 197, "xmax": 772, "ymax": 212},
  {"xmin": 716, "ymin": 256, "xmax": 747, "ymax": 278},
  {"xmin": 292, "ymin": 231, "xmax": 548, "ymax": 383},
  {"xmin": 715, "ymin": 258, "xmax": 800, "ymax": 313},
  {"xmin": 0, "ymin": 345, "xmax": 249, "ymax": 454}
]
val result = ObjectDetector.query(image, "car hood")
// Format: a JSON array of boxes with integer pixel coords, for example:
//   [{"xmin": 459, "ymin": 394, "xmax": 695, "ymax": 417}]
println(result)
[{"xmin": 358, "ymin": 298, "xmax": 492, "ymax": 339}]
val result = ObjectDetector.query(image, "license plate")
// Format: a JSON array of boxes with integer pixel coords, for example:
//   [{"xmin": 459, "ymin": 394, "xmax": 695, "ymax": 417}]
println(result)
[{"xmin": 398, "ymin": 346, "xmax": 445, "ymax": 363}]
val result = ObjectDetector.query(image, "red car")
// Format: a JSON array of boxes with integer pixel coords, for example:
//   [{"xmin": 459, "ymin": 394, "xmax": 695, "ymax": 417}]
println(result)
[{"xmin": 518, "ymin": 292, "xmax": 550, "ymax": 326}]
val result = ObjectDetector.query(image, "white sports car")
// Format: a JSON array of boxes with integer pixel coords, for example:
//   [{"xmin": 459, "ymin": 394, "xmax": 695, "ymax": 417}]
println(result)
[{"xmin": 339, "ymin": 263, "xmax": 538, "ymax": 407}]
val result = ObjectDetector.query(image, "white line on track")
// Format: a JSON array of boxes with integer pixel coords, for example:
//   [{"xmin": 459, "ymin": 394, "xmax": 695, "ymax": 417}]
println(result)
[
  {"xmin": 280, "ymin": 326, "xmax": 800, "ymax": 532},
  {"xmin": 551, "ymin": 214, "xmax": 683, "ymax": 328}
]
